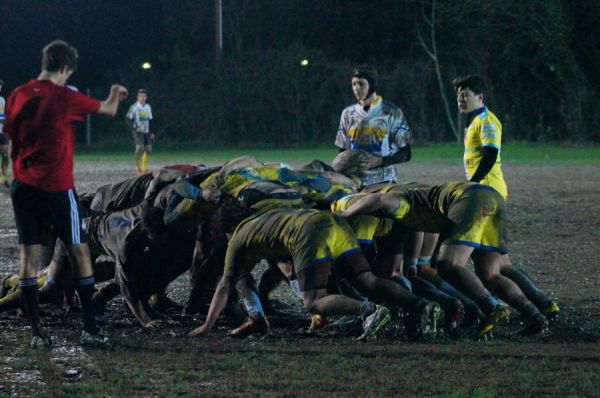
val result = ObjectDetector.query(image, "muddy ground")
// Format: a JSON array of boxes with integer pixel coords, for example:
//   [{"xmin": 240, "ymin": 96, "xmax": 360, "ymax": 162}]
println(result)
[{"xmin": 0, "ymin": 160, "xmax": 599, "ymax": 396}]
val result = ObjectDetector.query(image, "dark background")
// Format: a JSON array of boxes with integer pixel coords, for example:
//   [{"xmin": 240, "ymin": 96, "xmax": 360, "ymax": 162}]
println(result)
[{"xmin": 1, "ymin": 0, "xmax": 599, "ymax": 145}]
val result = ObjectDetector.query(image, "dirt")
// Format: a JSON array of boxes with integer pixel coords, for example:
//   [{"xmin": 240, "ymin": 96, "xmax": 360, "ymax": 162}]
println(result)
[{"xmin": 0, "ymin": 160, "xmax": 599, "ymax": 396}]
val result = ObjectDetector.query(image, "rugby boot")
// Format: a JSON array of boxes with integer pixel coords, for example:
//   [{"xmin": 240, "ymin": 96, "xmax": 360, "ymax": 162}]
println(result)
[
  {"xmin": 519, "ymin": 313, "xmax": 549, "ymax": 336},
  {"xmin": 309, "ymin": 314, "xmax": 328, "ymax": 331},
  {"xmin": 405, "ymin": 299, "xmax": 442, "ymax": 340},
  {"xmin": 461, "ymin": 304, "xmax": 484, "ymax": 329},
  {"xmin": 228, "ymin": 317, "xmax": 270, "ymax": 338},
  {"xmin": 542, "ymin": 301, "xmax": 560, "ymax": 321},
  {"xmin": 30, "ymin": 334, "xmax": 52, "ymax": 349},
  {"xmin": 476, "ymin": 305, "xmax": 511, "ymax": 339},
  {"xmin": 80, "ymin": 331, "xmax": 112, "ymax": 348},
  {"xmin": 358, "ymin": 305, "xmax": 391, "ymax": 341}
]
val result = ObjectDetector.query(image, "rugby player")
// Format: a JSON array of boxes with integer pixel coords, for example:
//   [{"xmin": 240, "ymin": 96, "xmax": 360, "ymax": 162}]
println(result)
[
  {"xmin": 4, "ymin": 40, "xmax": 128, "ymax": 347},
  {"xmin": 454, "ymin": 75, "xmax": 559, "ymax": 320},
  {"xmin": 335, "ymin": 182, "xmax": 550, "ymax": 336},
  {"xmin": 189, "ymin": 200, "xmax": 441, "ymax": 341},
  {"xmin": 334, "ymin": 65, "xmax": 412, "ymax": 187},
  {"xmin": 126, "ymin": 89, "xmax": 153, "ymax": 173}
]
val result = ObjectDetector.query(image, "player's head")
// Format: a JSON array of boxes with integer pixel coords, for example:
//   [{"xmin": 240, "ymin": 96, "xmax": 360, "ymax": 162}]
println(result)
[
  {"xmin": 140, "ymin": 206, "xmax": 166, "ymax": 242},
  {"xmin": 453, "ymin": 75, "xmax": 486, "ymax": 113},
  {"xmin": 137, "ymin": 89, "xmax": 147, "ymax": 104},
  {"xmin": 42, "ymin": 40, "xmax": 78, "ymax": 79},
  {"xmin": 211, "ymin": 197, "xmax": 254, "ymax": 241},
  {"xmin": 351, "ymin": 65, "xmax": 378, "ymax": 102}
]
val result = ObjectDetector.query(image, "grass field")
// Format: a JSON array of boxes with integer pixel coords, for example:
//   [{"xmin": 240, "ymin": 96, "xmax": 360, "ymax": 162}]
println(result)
[
  {"xmin": 76, "ymin": 142, "xmax": 600, "ymax": 164},
  {"xmin": 1, "ymin": 146, "xmax": 599, "ymax": 397}
]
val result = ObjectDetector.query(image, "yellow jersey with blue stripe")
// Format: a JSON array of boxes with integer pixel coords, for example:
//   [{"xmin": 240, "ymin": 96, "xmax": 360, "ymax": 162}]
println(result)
[
  {"xmin": 331, "ymin": 194, "xmax": 394, "ymax": 245},
  {"xmin": 335, "ymin": 96, "xmax": 411, "ymax": 186},
  {"xmin": 224, "ymin": 208, "xmax": 361, "ymax": 276},
  {"xmin": 463, "ymin": 106, "xmax": 507, "ymax": 199}
]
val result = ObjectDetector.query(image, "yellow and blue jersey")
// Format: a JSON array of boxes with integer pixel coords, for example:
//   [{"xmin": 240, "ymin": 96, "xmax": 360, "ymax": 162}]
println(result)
[
  {"xmin": 335, "ymin": 96, "xmax": 411, "ymax": 186},
  {"xmin": 463, "ymin": 106, "xmax": 507, "ymax": 199},
  {"xmin": 0, "ymin": 96, "xmax": 5, "ymax": 129}
]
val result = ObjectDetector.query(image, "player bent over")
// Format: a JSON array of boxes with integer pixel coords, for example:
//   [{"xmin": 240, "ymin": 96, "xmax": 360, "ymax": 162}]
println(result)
[
  {"xmin": 336, "ymin": 182, "xmax": 550, "ymax": 337},
  {"xmin": 189, "ymin": 201, "xmax": 441, "ymax": 340},
  {"xmin": 4, "ymin": 40, "xmax": 128, "ymax": 347}
]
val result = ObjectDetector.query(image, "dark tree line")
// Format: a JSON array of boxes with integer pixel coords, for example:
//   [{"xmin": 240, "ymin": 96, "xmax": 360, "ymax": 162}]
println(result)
[{"xmin": 87, "ymin": 0, "xmax": 600, "ymax": 145}]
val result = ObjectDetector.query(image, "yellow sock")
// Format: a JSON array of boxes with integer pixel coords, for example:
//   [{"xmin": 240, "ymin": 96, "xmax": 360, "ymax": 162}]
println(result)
[
  {"xmin": 142, "ymin": 153, "xmax": 149, "ymax": 172},
  {"xmin": 135, "ymin": 152, "xmax": 143, "ymax": 172},
  {"xmin": 0, "ymin": 155, "xmax": 7, "ymax": 182}
]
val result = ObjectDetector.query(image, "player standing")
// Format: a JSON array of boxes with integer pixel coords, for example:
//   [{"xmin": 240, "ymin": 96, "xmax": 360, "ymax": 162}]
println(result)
[
  {"xmin": 126, "ymin": 89, "xmax": 153, "ymax": 174},
  {"xmin": 4, "ymin": 40, "xmax": 128, "ymax": 347},
  {"xmin": 334, "ymin": 65, "xmax": 412, "ymax": 187},
  {"xmin": 454, "ymin": 75, "xmax": 559, "ymax": 321}
]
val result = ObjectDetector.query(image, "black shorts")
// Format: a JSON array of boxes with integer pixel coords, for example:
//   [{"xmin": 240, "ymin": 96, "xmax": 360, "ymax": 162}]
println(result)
[
  {"xmin": 133, "ymin": 131, "xmax": 151, "ymax": 146},
  {"xmin": 0, "ymin": 132, "xmax": 8, "ymax": 146},
  {"xmin": 11, "ymin": 181, "xmax": 87, "ymax": 245}
]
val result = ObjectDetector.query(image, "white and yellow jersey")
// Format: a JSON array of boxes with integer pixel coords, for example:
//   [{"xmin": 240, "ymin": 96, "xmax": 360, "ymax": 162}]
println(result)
[
  {"xmin": 126, "ymin": 101, "xmax": 153, "ymax": 133},
  {"xmin": 335, "ymin": 96, "xmax": 411, "ymax": 186},
  {"xmin": 463, "ymin": 106, "xmax": 507, "ymax": 199}
]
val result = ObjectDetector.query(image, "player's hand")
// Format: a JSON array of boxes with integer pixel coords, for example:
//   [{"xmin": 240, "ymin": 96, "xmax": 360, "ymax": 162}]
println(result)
[
  {"xmin": 150, "ymin": 133, "xmax": 156, "ymax": 140},
  {"xmin": 111, "ymin": 84, "xmax": 129, "ymax": 101},
  {"xmin": 202, "ymin": 183, "xmax": 221, "ymax": 203},
  {"xmin": 188, "ymin": 324, "xmax": 209, "ymax": 337},
  {"xmin": 358, "ymin": 153, "xmax": 382, "ymax": 171}
]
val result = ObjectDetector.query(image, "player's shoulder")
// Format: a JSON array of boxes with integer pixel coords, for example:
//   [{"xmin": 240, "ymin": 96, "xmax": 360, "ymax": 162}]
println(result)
[
  {"xmin": 380, "ymin": 99, "xmax": 404, "ymax": 116},
  {"xmin": 341, "ymin": 102, "xmax": 359, "ymax": 114}
]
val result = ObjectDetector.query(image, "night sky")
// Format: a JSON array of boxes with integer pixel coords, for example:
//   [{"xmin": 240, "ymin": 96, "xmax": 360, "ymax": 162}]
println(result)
[{"xmin": 0, "ymin": 1, "xmax": 170, "ymax": 91}]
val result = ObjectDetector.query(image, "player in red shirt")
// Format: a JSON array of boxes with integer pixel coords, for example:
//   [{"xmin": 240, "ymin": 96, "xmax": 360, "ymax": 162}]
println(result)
[{"xmin": 4, "ymin": 40, "xmax": 128, "ymax": 348}]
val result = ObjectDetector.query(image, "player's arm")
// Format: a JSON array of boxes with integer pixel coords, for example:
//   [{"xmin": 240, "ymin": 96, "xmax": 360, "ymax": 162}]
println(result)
[
  {"xmin": 359, "ymin": 145, "xmax": 412, "ymax": 170},
  {"xmin": 98, "ymin": 84, "xmax": 128, "ymax": 116},
  {"xmin": 189, "ymin": 275, "xmax": 232, "ymax": 336},
  {"xmin": 336, "ymin": 193, "xmax": 399, "ymax": 218},
  {"xmin": 469, "ymin": 146, "xmax": 498, "ymax": 183}
]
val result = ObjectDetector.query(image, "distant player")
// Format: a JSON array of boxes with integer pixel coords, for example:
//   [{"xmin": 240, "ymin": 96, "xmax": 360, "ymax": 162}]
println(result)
[
  {"xmin": 126, "ymin": 89, "xmax": 153, "ymax": 173},
  {"xmin": 334, "ymin": 65, "xmax": 412, "ymax": 187},
  {"xmin": 0, "ymin": 79, "xmax": 9, "ymax": 187},
  {"xmin": 4, "ymin": 39, "xmax": 128, "ymax": 348},
  {"xmin": 454, "ymin": 75, "xmax": 559, "ymax": 320}
]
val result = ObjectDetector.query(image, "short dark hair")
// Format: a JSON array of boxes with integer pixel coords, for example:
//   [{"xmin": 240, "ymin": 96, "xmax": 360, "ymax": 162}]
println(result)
[
  {"xmin": 137, "ymin": 89, "xmax": 147, "ymax": 95},
  {"xmin": 42, "ymin": 40, "xmax": 78, "ymax": 72},
  {"xmin": 452, "ymin": 75, "xmax": 486, "ymax": 95}
]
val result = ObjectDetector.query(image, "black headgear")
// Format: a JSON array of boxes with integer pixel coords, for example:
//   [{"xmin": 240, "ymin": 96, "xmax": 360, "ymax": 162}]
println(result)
[{"xmin": 351, "ymin": 65, "xmax": 378, "ymax": 99}]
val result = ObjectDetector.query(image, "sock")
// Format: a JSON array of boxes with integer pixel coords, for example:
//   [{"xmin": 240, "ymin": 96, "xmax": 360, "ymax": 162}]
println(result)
[
  {"xmin": 501, "ymin": 267, "xmax": 550, "ymax": 310},
  {"xmin": 142, "ymin": 153, "xmax": 149, "ymax": 172},
  {"xmin": 75, "ymin": 277, "xmax": 99, "ymax": 335},
  {"xmin": 359, "ymin": 299, "xmax": 376, "ymax": 320},
  {"xmin": 0, "ymin": 155, "xmax": 8, "ymax": 181},
  {"xmin": 405, "ymin": 258, "xmax": 418, "ymax": 275},
  {"xmin": 479, "ymin": 295, "xmax": 499, "ymax": 315},
  {"xmin": 19, "ymin": 278, "xmax": 42, "ymax": 337},
  {"xmin": 391, "ymin": 275, "xmax": 412, "ymax": 292},
  {"xmin": 135, "ymin": 152, "xmax": 143, "ymax": 172},
  {"xmin": 417, "ymin": 257, "xmax": 431, "ymax": 270},
  {"xmin": 520, "ymin": 302, "xmax": 541, "ymax": 320},
  {"xmin": 242, "ymin": 290, "xmax": 265, "ymax": 320}
]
